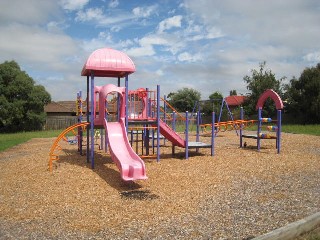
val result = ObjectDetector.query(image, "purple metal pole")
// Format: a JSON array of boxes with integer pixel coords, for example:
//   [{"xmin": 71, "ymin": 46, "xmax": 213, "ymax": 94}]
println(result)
[
  {"xmin": 257, "ymin": 107, "xmax": 262, "ymax": 151},
  {"xmin": 104, "ymin": 96, "xmax": 108, "ymax": 153},
  {"xmin": 157, "ymin": 85, "xmax": 160, "ymax": 162},
  {"xmin": 240, "ymin": 107, "xmax": 243, "ymax": 148},
  {"xmin": 90, "ymin": 72, "xmax": 95, "ymax": 169},
  {"xmin": 125, "ymin": 75, "xmax": 129, "ymax": 129},
  {"xmin": 86, "ymin": 76, "xmax": 90, "ymax": 163},
  {"xmin": 277, "ymin": 109, "xmax": 281, "ymax": 154},
  {"xmin": 196, "ymin": 109, "xmax": 200, "ymax": 142},
  {"xmin": 163, "ymin": 95, "xmax": 167, "ymax": 145},
  {"xmin": 185, "ymin": 111, "xmax": 189, "ymax": 159},
  {"xmin": 172, "ymin": 111, "xmax": 176, "ymax": 131},
  {"xmin": 146, "ymin": 88, "xmax": 150, "ymax": 119},
  {"xmin": 196, "ymin": 109, "xmax": 200, "ymax": 154},
  {"xmin": 172, "ymin": 111, "xmax": 176, "ymax": 156},
  {"xmin": 211, "ymin": 112, "xmax": 215, "ymax": 156},
  {"xmin": 117, "ymin": 77, "xmax": 120, "ymax": 122}
]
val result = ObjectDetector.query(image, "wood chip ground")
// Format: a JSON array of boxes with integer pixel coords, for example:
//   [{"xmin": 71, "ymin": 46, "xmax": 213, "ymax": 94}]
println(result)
[{"xmin": 0, "ymin": 131, "xmax": 319, "ymax": 239}]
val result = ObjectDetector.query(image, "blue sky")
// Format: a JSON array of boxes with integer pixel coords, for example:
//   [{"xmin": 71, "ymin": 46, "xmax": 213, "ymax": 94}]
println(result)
[{"xmin": 0, "ymin": 0, "xmax": 319, "ymax": 101}]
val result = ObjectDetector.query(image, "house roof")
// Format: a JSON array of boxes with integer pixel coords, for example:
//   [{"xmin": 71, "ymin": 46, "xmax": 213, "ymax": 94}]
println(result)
[
  {"xmin": 45, "ymin": 101, "xmax": 77, "ymax": 113},
  {"xmin": 225, "ymin": 96, "xmax": 247, "ymax": 106}
]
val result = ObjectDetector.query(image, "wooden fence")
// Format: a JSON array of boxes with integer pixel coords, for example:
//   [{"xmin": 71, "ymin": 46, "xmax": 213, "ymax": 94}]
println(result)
[{"xmin": 45, "ymin": 116, "xmax": 78, "ymax": 130}]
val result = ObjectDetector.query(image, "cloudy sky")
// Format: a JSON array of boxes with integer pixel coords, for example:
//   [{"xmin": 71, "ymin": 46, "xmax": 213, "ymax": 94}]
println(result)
[{"xmin": 0, "ymin": 0, "xmax": 319, "ymax": 101}]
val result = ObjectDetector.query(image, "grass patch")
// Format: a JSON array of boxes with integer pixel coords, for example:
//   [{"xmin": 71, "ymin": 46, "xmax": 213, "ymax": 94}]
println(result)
[
  {"xmin": 282, "ymin": 124, "xmax": 320, "ymax": 136},
  {"xmin": 0, "ymin": 130, "xmax": 61, "ymax": 152},
  {"xmin": 241, "ymin": 124, "xmax": 320, "ymax": 136},
  {"xmin": 0, "ymin": 124, "xmax": 319, "ymax": 153}
]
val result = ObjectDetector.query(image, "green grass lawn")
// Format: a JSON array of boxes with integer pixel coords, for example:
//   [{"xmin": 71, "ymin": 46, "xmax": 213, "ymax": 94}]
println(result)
[
  {"xmin": 281, "ymin": 124, "xmax": 320, "ymax": 136},
  {"xmin": 0, "ymin": 124, "xmax": 319, "ymax": 153},
  {"xmin": 0, "ymin": 130, "xmax": 61, "ymax": 152}
]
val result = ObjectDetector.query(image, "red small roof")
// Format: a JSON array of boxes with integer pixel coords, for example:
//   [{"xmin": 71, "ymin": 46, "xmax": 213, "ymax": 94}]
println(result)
[
  {"xmin": 81, "ymin": 48, "xmax": 136, "ymax": 78},
  {"xmin": 225, "ymin": 96, "xmax": 247, "ymax": 106}
]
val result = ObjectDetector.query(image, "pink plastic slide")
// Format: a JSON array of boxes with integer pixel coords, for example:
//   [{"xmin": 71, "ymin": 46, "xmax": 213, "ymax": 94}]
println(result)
[
  {"xmin": 104, "ymin": 118, "xmax": 147, "ymax": 181},
  {"xmin": 157, "ymin": 119, "xmax": 186, "ymax": 148}
]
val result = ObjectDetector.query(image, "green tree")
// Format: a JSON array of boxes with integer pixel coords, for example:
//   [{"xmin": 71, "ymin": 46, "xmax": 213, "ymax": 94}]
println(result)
[
  {"xmin": 0, "ymin": 61, "xmax": 51, "ymax": 132},
  {"xmin": 168, "ymin": 87, "xmax": 201, "ymax": 112},
  {"xmin": 243, "ymin": 61, "xmax": 285, "ymax": 117},
  {"xmin": 229, "ymin": 90, "xmax": 237, "ymax": 96},
  {"xmin": 284, "ymin": 63, "xmax": 320, "ymax": 124},
  {"xmin": 201, "ymin": 91, "xmax": 223, "ymax": 116}
]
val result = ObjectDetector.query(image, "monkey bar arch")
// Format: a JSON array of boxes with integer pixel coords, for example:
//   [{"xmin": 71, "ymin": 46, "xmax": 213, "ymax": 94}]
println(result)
[{"xmin": 256, "ymin": 89, "xmax": 284, "ymax": 110}]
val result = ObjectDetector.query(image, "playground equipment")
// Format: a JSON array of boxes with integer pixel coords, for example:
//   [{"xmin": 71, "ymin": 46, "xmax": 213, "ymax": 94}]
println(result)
[
  {"xmin": 199, "ymin": 89, "xmax": 283, "ymax": 153},
  {"xmin": 49, "ymin": 122, "xmax": 89, "ymax": 172},
  {"xmin": 49, "ymin": 48, "xmax": 214, "ymax": 181},
  {"xmin": 240, "ymin": 89, "xmax": 283, "ymax": 153},
  {"xmin": 49, "ymin": 47, "xmax": 282, "ymax": 182}
]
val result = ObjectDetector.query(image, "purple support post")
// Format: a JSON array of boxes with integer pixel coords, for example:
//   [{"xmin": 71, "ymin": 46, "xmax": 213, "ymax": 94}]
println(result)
[
  {"xmin": 104, "ymin": 98, "xmax": 108, "ymax": 153},
  {"xmin": 257, "ymin": 107, "xmax": 262, "ymax": 151},
  {"xmin": 211, "ymin": 112, "xmax": 215, "ymax": 156},
  {"xmin": 185, "ymin": 111, "xmax": 189, "ymax": 159},
  {"xmin": 196, "ymin": 110, "xmax": 200, "ymax": 154},
  {"xmin": 146, "ymin": 88, "xmax": 150, "ymax": 119},
  {"xmin": 125, "ymin": 75, "xmax": 129, "ymax": 130},
  {"xmin": 117, "ymin": 77, "xmax": 120, "ymax": 122},
  {"xmin": 90, "ymin": 72, "xmax": 95, "ymax": 169},
  {"xmin": 172, "ymin": 111, "xmax": 176, "ymax": 156},
  {"xmin": 86, "ymin": 76, "xmax": 90, "ymax": 163},
  {"xmin": 172, "ymin": 111, "xmax": 176, "ymax": 131},
  {"xmin": 196, "ymin": 109, "xmax": 200, "ymax": 142},
  {"xmin": 163, "ymin": 95, "xmax": 167, "ymax": 145},
  {"xmin": 240, "ymin": 107, "xmax": 243, "ymax": 148},
  {"xmin": 77, "ymin": 91, "xmax": 82, "ymax": 154},
  {"xmin": 157, "ymin": 85, "xmax": 160, "ymax": 162},
  {"xmin": 277, "ymin": 109, "xmax": 281, "ymax": 154}
]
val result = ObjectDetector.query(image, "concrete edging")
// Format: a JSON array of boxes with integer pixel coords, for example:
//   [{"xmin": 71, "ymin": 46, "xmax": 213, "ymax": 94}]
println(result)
[{"xmin": 253, "ymin": 212, "xmax": 320, "ymax": 240}]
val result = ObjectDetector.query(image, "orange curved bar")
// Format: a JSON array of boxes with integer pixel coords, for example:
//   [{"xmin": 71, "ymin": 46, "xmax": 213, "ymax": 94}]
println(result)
[
  {"xmin": 48, "ymin": 122, "xmax": 89, "ymax": 172},
  {"xmin": 160, "ymin": 97, "xmax": 186, "ymax": 121}
]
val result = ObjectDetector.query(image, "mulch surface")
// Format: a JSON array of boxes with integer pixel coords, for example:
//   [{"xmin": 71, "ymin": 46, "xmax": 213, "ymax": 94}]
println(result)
[{"xmin": 0, "ymin": 131, "xmax": 319, "ymax": 239}]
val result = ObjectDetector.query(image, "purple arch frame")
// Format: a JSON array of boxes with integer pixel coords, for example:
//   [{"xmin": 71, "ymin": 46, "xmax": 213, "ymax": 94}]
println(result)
[{"xmin": 256, "ymin": 89, "xmax": 284, "ymax": 110}]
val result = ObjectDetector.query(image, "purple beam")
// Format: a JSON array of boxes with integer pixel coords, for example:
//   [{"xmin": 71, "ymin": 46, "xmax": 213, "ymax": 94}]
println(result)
[
  {"xmin": 90, "ymin": 72, "xmax": 95, "ymax": 169},
  {"xmin": 211, "ymin": 112, "xmax": 215, "ymax": 156},
  {"xmin": 157, "ymin": 85, "xmax": 160, "ymax": 162},
  {"xmin": 185, "ymin": 111, "xmax": 189, "ymax": 159},
  {"xmin": 257, "ymin": 107, "xmax": 262, "ymax": 151},
  {"xmin": 240, "ymin": 107, "xmax": 243, "ymax": 148}
]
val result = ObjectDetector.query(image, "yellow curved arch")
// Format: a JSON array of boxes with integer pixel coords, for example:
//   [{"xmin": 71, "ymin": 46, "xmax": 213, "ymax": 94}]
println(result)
[{"xmin": 48, "ymin": 122, "xmax": 89, "ymax": 172}]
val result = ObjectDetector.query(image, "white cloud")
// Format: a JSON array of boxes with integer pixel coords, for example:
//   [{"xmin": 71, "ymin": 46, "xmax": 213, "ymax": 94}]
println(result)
[
  {"xmin": 178, "ymin": 52, "xmax": 202, "ymax": 62},
  {"xmin": 126, "ymin": 45, "xmax": 155, "ymax": 57},
  {"xmin": 108, "ymin": 0, "xmax": 119, "ymax": 8},
  {"xmin": 75, "ymin": 7, "xmax": 104, "ymax": 22},
  {"xmin": 132, "ymin": 5, "xmax": 158, "ymax": 18},
  {"xmin": 0, "ymin": 0, "xmax": 59, "ymax": 24},
  {"xmin": 59, "ymin": 0, "xmax": 89, "ymax": 11},
  {"xmin": 0, "ymin": 23, "xmax": 79, "ymax": 70},
  {"xmin": 158, "ymin": 15, "xmax": 183, "ymax": 33},
  {"xmin": 303, "ymin": 52, "xmax": 320, "ymax": 63}
]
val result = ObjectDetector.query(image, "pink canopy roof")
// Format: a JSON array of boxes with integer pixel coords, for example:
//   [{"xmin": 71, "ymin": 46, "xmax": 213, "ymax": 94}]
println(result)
[{"xmin": 81, "ymin": 48, "xmax": 136, "ymax": 78}]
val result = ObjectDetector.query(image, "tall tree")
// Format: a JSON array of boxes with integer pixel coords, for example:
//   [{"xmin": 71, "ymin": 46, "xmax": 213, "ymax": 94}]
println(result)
[
  {"xmin": 201, "ymin": 91, "xmax": 223, "ymax": 116},
  {"xmin": 168, "ymin": 87, "xmax": 201, "ymax": 112},
  {"xmin": 229, "ymin": 90, "xmax": 237, "ymax": 96},
  {"xmin": 243, "ymin": 61, "xmax": 285, "ymax": 117},
  {"xmin": 284, "ymin": 63, "xmax": 320, "ymax": 124},
  {"xmin": 0, "ymin": 61, "xmax": 51, "ymax": 132}
]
